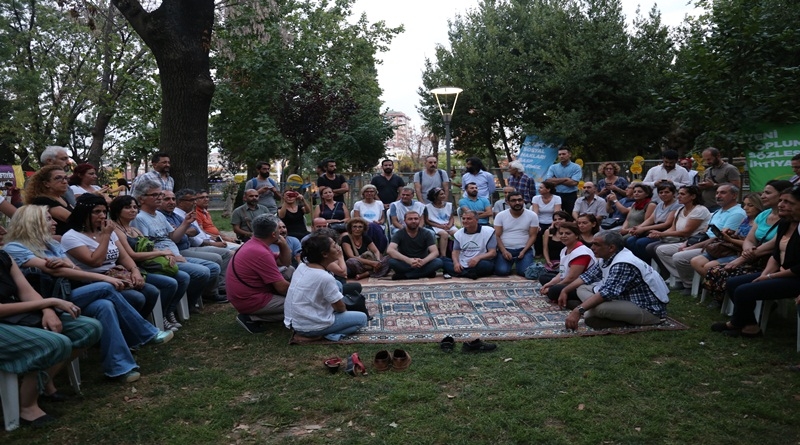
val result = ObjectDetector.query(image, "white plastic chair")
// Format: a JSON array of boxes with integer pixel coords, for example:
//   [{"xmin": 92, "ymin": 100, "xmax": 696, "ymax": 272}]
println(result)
[
  {"xmin": 148, "ymin": 293, "xmax": 165, "ymax": 331},
  {"xmin": 176, "ymin": 293, "xmax": 190, "ymax": 322},
  {"xmin": 1, "ymin": 358, "xmax": 81, "ymax": 431}
]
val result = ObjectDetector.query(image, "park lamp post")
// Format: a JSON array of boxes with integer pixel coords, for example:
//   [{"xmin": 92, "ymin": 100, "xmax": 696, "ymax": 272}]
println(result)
[{"xmin": 430, "ymin": 87, "xmax": 462, "ymax": 174}]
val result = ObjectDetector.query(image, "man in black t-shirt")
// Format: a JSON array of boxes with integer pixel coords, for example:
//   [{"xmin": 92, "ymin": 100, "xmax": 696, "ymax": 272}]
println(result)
[
  {"xmin": 386, "ymin": 211, "xmax": 443, "ymax": 280},
  {"xmin": 316, "ymin": 159, "xmax": 349, "ymax": 203},
  {"xmin": 370, "ymin": 159, "xmax": 405, "ymax": 209}
]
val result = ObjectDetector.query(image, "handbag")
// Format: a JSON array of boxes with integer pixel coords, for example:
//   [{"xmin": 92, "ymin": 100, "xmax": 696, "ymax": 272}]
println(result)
[
  {"xmin": 104, "ymin": 265, "xmax": 136, "ymax": 289},
  {"xmin": 342, "ymin": 292, "xmax": 370, "ymax": 318},
  {"xmin": 134, "ymin": 236, "xmax": 178, "ymax": 277},
  {"xmin": 685, "ymin": 232, "xmax": 709, "ymax": 247},
  {"xmin": 704, "ymin": 239, "xmax": 740, "ymax": 259},
  {"xmin": 600, "ymin": 217, "xmax": 623, "ymax": 230}
]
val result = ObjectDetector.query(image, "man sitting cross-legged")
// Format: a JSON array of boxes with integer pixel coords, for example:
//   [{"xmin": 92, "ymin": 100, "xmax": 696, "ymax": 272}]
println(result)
[
  {"xmin": 558, "ymin": 230, "xmax": 669, "ymax": 330},
  {"xmin": 386, "ymin": 211, "xmax": 443, "ymax": 280},
  {"xmin": 227, "ymin": 215, "xmax": 291, "ymax": 334},
  {"xmin": 493, "ymin": 191, "xmax": 539, "ymax": 276},
  {"xmin": 443, "ymin": 209, "xmax": 497, "ymax": 279}
]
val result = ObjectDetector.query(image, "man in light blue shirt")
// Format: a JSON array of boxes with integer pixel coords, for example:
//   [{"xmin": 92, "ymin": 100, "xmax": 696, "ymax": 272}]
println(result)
[
  {"xmin": 544, "ymin": 147, "xmax": 582, "ymax": 214},
  {"xmin": 461, "ymin": 157, "xmax": 495, "ymax": 201},
  {"xmin": 458, "ymin": 182, "xmax": 492, "ymax": 225}
]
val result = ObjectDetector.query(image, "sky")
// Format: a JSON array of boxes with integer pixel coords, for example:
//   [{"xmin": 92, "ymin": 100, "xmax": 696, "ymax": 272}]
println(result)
[{"xmin": 350, "ymin": 0, "xmax": 702, "ymax": 130}]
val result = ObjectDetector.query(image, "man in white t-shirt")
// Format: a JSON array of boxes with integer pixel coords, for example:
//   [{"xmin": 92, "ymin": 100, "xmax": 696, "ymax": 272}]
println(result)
[
  {"xmin": 493, "ymin": 192, "xmax": 539, "ymax": 276},
  {"xmin": 389, "ymin": 187, "xmax": 426, "ymax": 235},
  {"xmin": 443, "ymin": 210, "xmax": 496, "ymax": 279}
]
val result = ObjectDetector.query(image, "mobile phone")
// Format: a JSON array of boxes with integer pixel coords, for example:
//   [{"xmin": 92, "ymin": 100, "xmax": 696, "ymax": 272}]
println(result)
[{"xmin": 709, "ymin": 225, "xmax": 723, "ymax": 237}]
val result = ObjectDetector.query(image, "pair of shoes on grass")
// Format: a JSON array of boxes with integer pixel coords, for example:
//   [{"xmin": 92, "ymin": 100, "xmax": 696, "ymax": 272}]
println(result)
[
  {"xmin": 440, "ymin": 336, "xmax": 497, "ymax": 353},
  {"xmin": 373, "ymin": 349, "xmax": 411, "ymax": 371}
]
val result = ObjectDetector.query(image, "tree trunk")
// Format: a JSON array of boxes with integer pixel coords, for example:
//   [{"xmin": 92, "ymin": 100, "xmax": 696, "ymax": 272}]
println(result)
[{"xmin": 112, "ymin": 0, "xmax": 215, "ymax": 191}]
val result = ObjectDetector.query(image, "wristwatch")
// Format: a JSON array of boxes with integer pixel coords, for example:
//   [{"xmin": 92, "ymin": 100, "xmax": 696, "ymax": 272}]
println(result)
[{"xmin": 577, "ymin": 306, "xmax": 587, "ymax": 316}]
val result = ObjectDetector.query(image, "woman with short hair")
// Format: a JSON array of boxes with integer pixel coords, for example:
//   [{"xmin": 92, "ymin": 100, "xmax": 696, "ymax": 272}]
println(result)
[
  {"xmin": 352, "ymin": 184, "xmax": 388, "ymax": 252},
  {"xmin": 24, "ymin": 165, "xmax": 73, "ymax": 236}
]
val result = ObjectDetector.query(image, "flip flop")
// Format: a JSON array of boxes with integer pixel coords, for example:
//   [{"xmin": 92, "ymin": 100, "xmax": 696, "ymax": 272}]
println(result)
[{"xmin": 346, "ymin": 353, "xmax": 367, "ymax": 376}]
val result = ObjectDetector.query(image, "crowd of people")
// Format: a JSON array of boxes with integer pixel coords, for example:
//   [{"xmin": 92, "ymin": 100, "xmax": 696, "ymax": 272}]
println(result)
[{"xmin": 3, "ymin": 144, "xmax": 800, "ymax": 428}]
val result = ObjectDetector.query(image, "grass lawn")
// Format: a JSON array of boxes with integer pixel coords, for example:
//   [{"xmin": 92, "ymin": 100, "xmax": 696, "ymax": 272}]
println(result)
[{"xmin": 4, "ymin": 212, "xmax": 799, "ymax": 444}]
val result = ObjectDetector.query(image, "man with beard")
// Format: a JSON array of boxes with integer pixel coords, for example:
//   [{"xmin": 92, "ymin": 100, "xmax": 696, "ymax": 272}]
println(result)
[
  {"xmin": 370, "ymin": 159, "xmax": 405, "ymax": 210},
  {"xmin": 246, "ymin": 161, "xmax": 280, "ymax": 215},
  {"xmin": 389, "ymin": 187, "xmax": 426, "ymax": 235},
  {"xmin": 458, "ymin": 183, "xmax": 492, "ymax": 225},
  {"xmin": 544, "ymin": 147, "xmax": 582, "ymax": 214},
  {"xmin": 461, "ymin": 157, "xmax": 495, "ymax": 201},
  {"xmin": 316, "ymin": 159, "xmax": 349, "ymax": 203},
  {"xmin": 231, "ymin": 189, "xmax": 272, "ymax": 242},
  {"xmin": 698, "ymin": 147, "xmax": 741, "ymax": 212},
  {"xmin": 270, "ymin": 219, "xmax": 302, "ymax": 267},
  {"xmin": 40, "ymin": 145, "xmax": 76, "ymax": 206},
  {"xmin": 194, "ymin": 189, "xmax": 239, "ymax": 245},
  {"xmin": 386, "ymin": 211, "xmax": 443, "ymax": 280},
  {"xmin": 493, "ymin": 192, "xmax": 539, "ymax": 276},
  {"xmin": 413, "ymin": 155, "xmax": 450, "ymax": 204},
  {"xmin": 642, "ymin": 149, "xmax": 690, "ymax": 189},
  {"xmin": 443, "ymin": 210, "xmax": 497, "ymax": 279},
  {"xmin": 572, "ymin": 182, "xmax": 608, "ymax": 222},
  {"xmin": 133, "ymin": 152, "xmax": 174, "ymax": 193}
]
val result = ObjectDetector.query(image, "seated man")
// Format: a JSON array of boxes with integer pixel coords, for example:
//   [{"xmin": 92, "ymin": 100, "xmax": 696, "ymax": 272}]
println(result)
[
  {"xmin": 270, "ymin": 220, "xmax": 302, "ymax": 268},
  {"xmin": 300, "ymin": 217, "xmax": 330, "ymax": 244},
  {"xmin": 458, "ymin": 182, "xmax": 492, "ymax": 225},
  {"xmin": 572, "ymin": 182, "xmax": 608, "ymax": 222},
  {"xmin": 559, "ymin": 231, "xmax": 669, "ymax": 329},
  {"xmin": 443, "ymin": 210, "xmax": 497, "ymax": 279},
  {"xmin": 227, "ymin": 215, "xmax": 291, "ymax": 334},
  {"xmin": 193, "ymin": 189, "xmax": 239, "ymax": 245},
  {"xmin": 386, "ymin": 211, "xmax": 443, "ymax": 280},
  {"xmin": 493, "ymin": 192, "xmax": 539, "ymax": 276},
  {"xmin": 231, "ymin": 189, "xmax": 271, "ymax": 242},
  {"xmin": 389, "ymin": 187, "xmax": 426, "ymax": 235}
]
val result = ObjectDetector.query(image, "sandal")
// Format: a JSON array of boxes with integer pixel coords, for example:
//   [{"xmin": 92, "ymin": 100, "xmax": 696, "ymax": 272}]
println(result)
[
  {"xmin": 345, "ymin": 353, "xmax": 367, "ymax": 376},
  {"xmin": 324, "ymin": 356, "xmax": 342, "ymax": 374}
]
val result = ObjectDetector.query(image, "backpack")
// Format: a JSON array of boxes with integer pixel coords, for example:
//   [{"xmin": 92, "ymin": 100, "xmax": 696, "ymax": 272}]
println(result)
[
  {"xmin": 249, "ymin": 177, "xmax": 277, "ymax": 191},
  {"xmin": 415, "ymin": 169, "xmax": 445, "ymax": 185}
]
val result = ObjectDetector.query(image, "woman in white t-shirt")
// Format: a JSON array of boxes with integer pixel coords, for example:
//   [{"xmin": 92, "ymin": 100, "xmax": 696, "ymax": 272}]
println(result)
[
  {"xmin": 540, "ymin": 222, "xmax": 595, "ymax": 303},
  {"xmin": 532, "ymin": 181, "xmax": 562, "ymax": 258},
  {"xmin": 652, "ymin": 185, "xmax": 711, "ymax": 272},
  {"xmin": 68, "ymin": 163, "xmax": 111, "ymax": 204},
  {"xmin": 424, "ymin": 187, "xmax": 456, "ymax": 257},
  {"xmin": 61, "ymin": 194, "xmax": 160, "ymax": 319},
  {"xmin": 284, "ymin": 234, "xmax": 368, "ymax": 343},
  {"xmin": 352, "ymin": 184, "xmax": 388, "ymax": 252}
]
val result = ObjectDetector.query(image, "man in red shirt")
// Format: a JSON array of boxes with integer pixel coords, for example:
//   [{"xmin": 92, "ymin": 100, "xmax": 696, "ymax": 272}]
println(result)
[{"xmin": 193, "ymin": 189, "xmax": 238, "ymax": 244}]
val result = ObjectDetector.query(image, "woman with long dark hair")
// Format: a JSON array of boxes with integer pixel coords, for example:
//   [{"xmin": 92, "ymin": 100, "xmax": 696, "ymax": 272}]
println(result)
[
  {"xmin": 68, "ymin": 163, "xmax": 111, "ymax": 203},
  {"xmin": 619, "ymin": 183, "xmax": 656, "ymax": 237}
]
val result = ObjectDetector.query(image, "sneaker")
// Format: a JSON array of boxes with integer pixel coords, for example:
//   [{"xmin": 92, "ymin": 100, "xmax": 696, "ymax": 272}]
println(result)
[
  {"xmin": 443, "ymin": 273, "xmax": 453, "ymax": 279},
  {"xmin": 163, "ymin": 318, "xmax": 179, "ymax": 332},
  {"xmin": 462, "ymin": 338, "xmax": 497, "ymax": 353},
  {"xmin": 147, "ymin": 330, "xmax": 174, "ymax": 346},
  {"xmin": 427, "ymin": 271, "xmax": 437, "ymax": 279},
  {"xmin": 166, "ymin": 312, "xmax": 182, "ymax": 328},
  {"xmin": 236, "ymin": 314, "xmax": 268, "ymax": 334},
  {"xmin": 115, "ymin": 370, "xmax": 141, "ymax": 383},
  {"xmin": 204, "ymin": 294, "xmax": 229, "ymax": 304}
]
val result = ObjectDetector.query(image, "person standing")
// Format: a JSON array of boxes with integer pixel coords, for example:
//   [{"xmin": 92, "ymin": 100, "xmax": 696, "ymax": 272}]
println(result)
[
  {"xmin": 641, "ymin": 150, "xmax": 690, "ymax": 189},
  {"xmin": 543, "ymin": 147, "xmax": 582, "ymax": 214},
  {"xmin": 246, "ymin": 161, "xmax": 280, "ymax": 215},
  {"xmin": 316, "ymin": 159, "xmax": 349, "ymax": 203},
  {"xmin": 503, "ymin": 161, "xmax": 536, "ymax": 205},
  {"xmin": 132, "ymin": 152, "xmax": 173, "ymax": 194},
  {"xmin": 231, "ymin": 189, "xmax": 271, "ymax": 242},
  {"xmin": 370, "ymin": 159, "xmax": 405, "ymax": 210},
  {"xmin": 414, "ymin": 155, "xmax": 450, "ymax": 204},
  {"xmin": 461, "ymin": 157, "xmax": 495, "ymax": 201},
  {"xmin": 698, "ymin": 147, "xmax": 741, "ymax": 212}
]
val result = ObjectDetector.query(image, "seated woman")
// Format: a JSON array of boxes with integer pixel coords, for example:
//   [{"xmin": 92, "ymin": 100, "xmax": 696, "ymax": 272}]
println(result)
[
  {"xmin": 0, "ymin": 249, "xmax": 101, "ymax": 427},
  {"xmin": 652, "ymin": 185, "xmax": 711, "ymax": 276},
  {"xmin": 532, "ymin": 181, "xmax": 562, "ymax": 256},
  {"xmin": 618, "ymin": 183, "xmax": 656, "ymax": 239},
  {"xmin": 23, "ymin": 165, "xmax": 73, "ymax": 237},
  {"xmin": 576, "ymin": 213, "xmax": 600, "ymax": 247},
  {"xmin": 690, "ymin": 193, "xmax": 762, "ymax": 279},
  {"xmin": 542, "ymin": 211, "xmax": 573, "ymax": 270},
  {"xmin": 625, "ymin": 182, "xmax": 681, "ymax": 261},
  {"xmin": 352, "ymin": 184, "xmax": 388, "ymax": 253},
  {"xmin": 4, "ymin": 205, "xmax": 173, "ymax": 383},
  {"xmin": 284, "ymin": 233, "xmax": 368, "ymax": 343},
  {"xmin": 711, "ymin": 186, "xmax": 800, "ymax": 337},
  {"xmin": 341, "ymin": 217, "xmax": 389, "ymax": 280},
  {"xmin": 61, "ymin": 194, "xmax": 160, "ymax": 319},
  {"xmin": 109, "ymin": 195, "xmax": 190, "ymax": 331},
  {"xmin": 539, "ymin": 222, "xmax": 596, "ymax": 304},
  {"xmin": 703, "ymin": 180, "xmax": 791, "ymax": 300},
  {"xmin": 68, "ymin": 163, "xmax": 111, "ymax": 204},
  {"xmin": 424, "ymin": 187, "xmax": 457, "ymax": 258},
  {"xmin": 313, "ymin": 186, "xmax": 349, "ymax": 232}
]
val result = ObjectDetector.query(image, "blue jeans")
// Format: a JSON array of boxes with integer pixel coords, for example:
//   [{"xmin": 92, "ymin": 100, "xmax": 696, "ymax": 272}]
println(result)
[
  {"xmin": 120, "ymin": 282, "xmax": 160, "ymax": 319},
  {"xmin": 69, "ymin": 282, "xmax": 158, "ymax": 377},
  {"xmin": 442, "ymin": 258, "xmax": 495, "ymax": 278},
  {"xmin": 294, "ymin": 311, "xmax": 368, "ymax": 341},
  {"xmin": 388, "ymin": 257, "xmax": 443, "ymax": 279},
  {"xmin": 178, "ymin": 258, "xmax": 217, "ymax": 306},
  {"xmin": 493, "ymin": 248, "xmax": 534, "ymax": 276},
  {"xmin": 727, "ymin": 273, "xmax": 800, "ymax": 328},
  {"xmin": 626, "ymin": 236, "xmax": 660, "ymax": 263},
  {"xmin": 145, "ymin": 271, "xmax": 189, "ymax": 314}
]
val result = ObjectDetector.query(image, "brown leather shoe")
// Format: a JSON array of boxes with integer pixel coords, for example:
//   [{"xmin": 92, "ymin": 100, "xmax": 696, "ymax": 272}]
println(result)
[
  {"xmin": 374, "ymin": 350, "xmax": 392, "ymax": 371},
  {"xmin": 391, "ymin": 349, "xmax": 411, "ymax": 371}
]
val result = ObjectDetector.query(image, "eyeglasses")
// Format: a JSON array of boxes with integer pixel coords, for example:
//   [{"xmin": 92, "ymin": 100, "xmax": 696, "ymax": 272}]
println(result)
[
  {"xmin": 50, "ymin": 175, "xmax": 68, "ymax": 182},
  {"xmin": 142, "ymin": 192, "xmax": 164, "ymax": 198},
  {"xmin": 162, "ymin": 197, "xmax": 176, "ymax": 201}
]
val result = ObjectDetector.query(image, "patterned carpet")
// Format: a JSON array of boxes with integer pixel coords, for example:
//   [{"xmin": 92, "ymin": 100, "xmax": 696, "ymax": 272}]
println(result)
[{"xmin": 332, "ymin": 279, "xmax": 688, "ymax": 344}]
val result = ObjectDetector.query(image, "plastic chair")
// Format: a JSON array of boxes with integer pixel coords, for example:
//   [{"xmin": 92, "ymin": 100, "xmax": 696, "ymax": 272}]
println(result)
[
  {"xmin": 176, "ymin": 293, "xmax": 190, "ymax": 322},
  {"xmin": 691, "ymin": 272, "xmax": 702, "ymax": 298},
  {"xmin": 1, "ymin": 358, "xmax": 81, "ymax": 431},
  {"xmin": 148, "ymin": 293, "xmax": 164, "ymax": 331}
]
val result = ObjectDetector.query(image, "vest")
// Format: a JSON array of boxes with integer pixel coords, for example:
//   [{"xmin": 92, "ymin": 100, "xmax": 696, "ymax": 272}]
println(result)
[
  {"xmin": 595, "ymin": 248, "xmax": 670, "ymax": 303},
  {"xmin": 454, "ymin": 226, "xmax": 495, "ymax": 268},
  {"xmin": 558, "ymin": 244, "xmax": 595, "ymax": 279}
]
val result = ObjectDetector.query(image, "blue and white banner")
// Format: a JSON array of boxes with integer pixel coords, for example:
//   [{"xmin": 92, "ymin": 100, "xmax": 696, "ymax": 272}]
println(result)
[{"xmin": 517, "ymin": 135, "xmax": 560, "ymax": 182}]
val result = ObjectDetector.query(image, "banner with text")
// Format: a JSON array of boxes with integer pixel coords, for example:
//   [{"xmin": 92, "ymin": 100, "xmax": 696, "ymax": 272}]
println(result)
[
  {"xmin": 746, "ymin": 124, "xmax": 800, "ymax": 191},
  {"xmin": 518, "ymin": 135, "xmax": 560, "ymax": 182}
]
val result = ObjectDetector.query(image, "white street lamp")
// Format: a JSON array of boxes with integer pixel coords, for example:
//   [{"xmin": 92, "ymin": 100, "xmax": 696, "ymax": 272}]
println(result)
[{"xmin": 430, "ymin": 87, "xmax": 462, "ymax": 174}]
